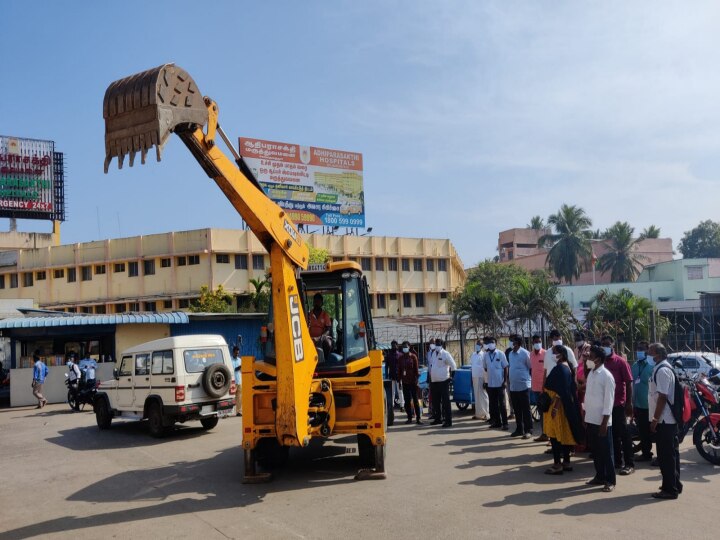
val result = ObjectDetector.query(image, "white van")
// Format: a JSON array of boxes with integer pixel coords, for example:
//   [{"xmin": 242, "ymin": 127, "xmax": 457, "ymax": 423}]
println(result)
[{"xmin": 94, "ymin": 335, "xmax": 236, "ymax": 436}]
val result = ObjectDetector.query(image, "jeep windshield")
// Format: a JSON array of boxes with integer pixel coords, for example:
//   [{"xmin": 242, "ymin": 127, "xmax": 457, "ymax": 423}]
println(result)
[{"xmin": 183, "ymin": 348, "xmax": 225, "ymax": 373}]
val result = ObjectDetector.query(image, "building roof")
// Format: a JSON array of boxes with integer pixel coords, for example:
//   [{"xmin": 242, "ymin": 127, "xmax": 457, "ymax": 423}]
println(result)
[{"xmin": 0, "ymin": 311, "xmax": 190, "ymax": 329}]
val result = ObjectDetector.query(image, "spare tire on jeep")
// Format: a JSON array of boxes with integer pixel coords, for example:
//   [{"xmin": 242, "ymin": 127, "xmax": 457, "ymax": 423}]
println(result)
[{"xmin": 202, "ymin": 363, "xmax": 231, "ymax": 398}]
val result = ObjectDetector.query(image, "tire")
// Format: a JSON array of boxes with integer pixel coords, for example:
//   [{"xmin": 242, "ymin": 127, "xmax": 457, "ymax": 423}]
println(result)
[
  {"xmin": 202, "ymin": 364, "xmax": 231, "ymax": 398},
  {"xmin": 421, "ymin": 388, "xmax": 429, "ymax": 408},
  {"xmin": 374, "ymin": 443, "xmax": 386, "ymax": 473},
  {"xmin": 94, "ymin": 398, "xmax": 112, "ymax": 430},
  {"xmin": 68, "ymin": 390, "xmax": 78, "ymax": 412},
  {"xmin": 456, "ymin": 401, "xmax": 470, "ymax": 411},
  {"xmin": 255, "ymin": 438, "xmax": 289, "ymax": 469},
  {"xmin": 693, "ymin": 421, "xmax": 720, "ymax": 465},
  {"xmin": 147, "ymin": 402, "xmax": 167, "ymax": 438},
  {"xmin": 200, "ymin": 416, "xmax": 219, "ymax": 430},
  {"xmin": 357, "ymin": 434, "xmax": 375, "ymax": 468}
]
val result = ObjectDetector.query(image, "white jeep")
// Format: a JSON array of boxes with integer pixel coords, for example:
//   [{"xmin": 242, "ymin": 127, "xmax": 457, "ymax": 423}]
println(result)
[{"xmin": 94, "ymin": 335, "xmax": 236, "ymax": 437}]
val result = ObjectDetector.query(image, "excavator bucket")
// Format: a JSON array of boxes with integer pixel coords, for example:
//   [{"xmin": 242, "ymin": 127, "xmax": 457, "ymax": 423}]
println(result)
[{"xmin": 103, "ymin": 63, "xmax": 208, "ymax": 173}]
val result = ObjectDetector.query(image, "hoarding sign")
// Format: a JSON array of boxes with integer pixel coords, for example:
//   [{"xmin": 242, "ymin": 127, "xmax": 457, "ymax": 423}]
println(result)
[
  {"xmin": 0, "ymin": 136, "xmax": 64, "ymax": 221},
  {"xmin": 239, "ymin": 137, "xmax": 364, "ymax": 227}
]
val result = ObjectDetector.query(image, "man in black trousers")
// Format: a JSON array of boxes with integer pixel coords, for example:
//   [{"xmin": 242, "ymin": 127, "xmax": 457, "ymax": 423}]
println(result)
[{"xmin": 429, "ymin": 339, "xmax": 457, "ymax": 427}]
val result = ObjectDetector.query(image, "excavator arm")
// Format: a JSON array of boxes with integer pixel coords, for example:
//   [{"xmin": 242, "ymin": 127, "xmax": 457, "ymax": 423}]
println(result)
[{"xmin": 103, "ymin": 63, "xmax": 318, "ymax": 448}]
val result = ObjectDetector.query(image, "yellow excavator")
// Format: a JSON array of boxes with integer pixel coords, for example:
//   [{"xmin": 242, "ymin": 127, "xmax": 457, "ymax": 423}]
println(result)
[{"xmin": 102, "ymin": 64, "xmax": 386, "ymax": 481}]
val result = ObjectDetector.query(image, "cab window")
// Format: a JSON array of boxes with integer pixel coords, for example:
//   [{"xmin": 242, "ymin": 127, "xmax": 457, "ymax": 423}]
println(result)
[
  {"xmin": 343, "ymin": 277, "xmax": 368, "ymax": 361},
  {"xmin": 183, "ymin": 348, "xmax": 224, "ymax": 373},
  {"xmin": 118, "ymin": 356, "xmax": 132, "ymax": 377},
  {"xmin": 152, "ymin": 350, "xmax": 174, "ymax": 375},
  {"xmin": 134, "ymin": 354, "xmax": 150, "ymax": 376}
]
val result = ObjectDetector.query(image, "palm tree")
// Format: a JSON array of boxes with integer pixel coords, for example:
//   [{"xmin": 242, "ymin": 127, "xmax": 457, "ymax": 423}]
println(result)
[
  {"xmin": 248, "ymin": 277, "xmax": 269, "ymax": 311},
  {"xmin": 527, "ymin": 216, "xmax": 545, "ymax": 230},
  {"xmin": 539, "ymin": 204, "xmax": 593, "ymax": 284},
  {"xmin": 597, "ymin": 221, "xmax": 647, "ymax": 283},
  {"xmin": 638, "ymin": 225, "xmax": 661, "ymax": 240}
]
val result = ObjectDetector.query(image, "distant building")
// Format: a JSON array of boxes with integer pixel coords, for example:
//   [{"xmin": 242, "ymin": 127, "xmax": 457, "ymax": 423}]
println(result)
[{"xmin": 497, "ymin": 227, "xmax": 673, "ymax": 285}]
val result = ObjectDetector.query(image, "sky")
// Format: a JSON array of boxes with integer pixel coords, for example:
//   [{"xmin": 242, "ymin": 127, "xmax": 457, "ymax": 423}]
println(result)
[{"xmin": 2, "ymin": 1, "xmax": 720, "ymax": 267}]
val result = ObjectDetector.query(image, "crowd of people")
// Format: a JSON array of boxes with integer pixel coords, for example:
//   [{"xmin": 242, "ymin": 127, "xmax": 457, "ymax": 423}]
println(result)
[{"xmin": 384, "ymin": 332, "xmax": 683, "ymax": 500}]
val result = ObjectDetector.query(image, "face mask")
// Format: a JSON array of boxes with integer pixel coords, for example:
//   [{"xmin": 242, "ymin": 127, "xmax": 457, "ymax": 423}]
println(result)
[
  {"xmin": 552, "ymin": 339, "xmax": 562, "ymax": 347},
  {"xmin": 602, "ymin": 347, "xmax": 612, "ymax": 357},
  {"xmin": 646, "ymin": 354, "xmax": 655, "ymax": 366},
  {"xmin": 429, "ymin": 344, "xmax": 436, "ymax": 350},
  {"xmin": 533, "ymin": 343, "xmax": 541, "ymax": 351},
  {"xmin": 475, "ymin": 345, "xmax": 482, "ymax": 352},
  {"xmin": 488, "ymin": 343, "xmax": 496, "ymax": 351},
  {"xmin": 636, "ymin": 351, "xmax": 646, "ymax": 361},
  {"xmin": 402, "ymin": 347, "xmax": 409, "ymax": 354},
  {"xmin": 586, "ymin": 360, "xmax": 596, "ymax": 370}
]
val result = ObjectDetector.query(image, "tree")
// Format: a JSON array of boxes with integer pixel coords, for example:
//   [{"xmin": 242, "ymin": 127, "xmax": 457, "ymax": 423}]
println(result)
[
  {"xmin": 539, "ymin": 204, "xmax": 593, "ymax": 284},
  {"xmin": 190, "ymin": 284, "xmax": 233, "ymax": 313},
  {"xmin": 308, "ymin": 246, "xmax": 330, "ymax": 264},
  {"xmin": 248, "ymin": 277, "xmax": 270, "ymax": 312},
  {"xmin": 527, "ymin": 216, "xmax": 545, "ymax": 230},
  {"xmin": 677, "ymin": 220, "xmax": 720, "ymax": 258},
  {"xmin": 638, "ymin": 225, "xmax": 661, "ymax": 240},
  {"xmin": 597, "ymin": 221, "xmax": 647, "ymax": 283}
]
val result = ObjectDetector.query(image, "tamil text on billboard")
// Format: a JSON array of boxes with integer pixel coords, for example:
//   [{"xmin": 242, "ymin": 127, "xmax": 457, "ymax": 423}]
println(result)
[
  {"xmin": 0, "ymin": 135, "xmax": 65, "ymax": 221},
  {"xmin": 239, "ymin": 137, "xmax": 364, "ymax": 227}
]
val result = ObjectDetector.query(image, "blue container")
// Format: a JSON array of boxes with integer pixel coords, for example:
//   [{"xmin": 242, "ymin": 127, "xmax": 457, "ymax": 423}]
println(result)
[{"xmin": 452, "ymin": 366, "xmax": 474, "ymax": 410}]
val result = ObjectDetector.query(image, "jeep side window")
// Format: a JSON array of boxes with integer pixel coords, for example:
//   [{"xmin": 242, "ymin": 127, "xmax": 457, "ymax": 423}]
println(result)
[
  {"xmin": 135, "ymin": 354, "xmax": 150, "ymax": 376},
  {"xmin": 151, "ymin": 350, "xmax": 174, "ymax": 375},
  {"xmin": 118, "ymin": 356, "xmax": 132, "ymax": 377}
]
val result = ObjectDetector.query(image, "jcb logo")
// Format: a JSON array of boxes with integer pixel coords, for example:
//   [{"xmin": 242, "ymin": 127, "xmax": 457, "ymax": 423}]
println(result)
[{"xmin": 289, "ymin": 294, "xmax": 304, "ymax": 362}]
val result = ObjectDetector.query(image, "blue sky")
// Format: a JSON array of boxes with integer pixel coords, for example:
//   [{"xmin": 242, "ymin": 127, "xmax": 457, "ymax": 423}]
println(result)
[{"xmin": 2, "ymin": 1, "xmax": 720, "ymax": 267}]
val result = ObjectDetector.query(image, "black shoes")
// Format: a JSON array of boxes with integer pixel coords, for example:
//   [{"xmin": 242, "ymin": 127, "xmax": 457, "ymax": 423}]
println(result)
[
  {"xmin": 510, "ymin": 431, "xmax": 523, "ymax": 437},
  {"xmin": 652, "ymin": 490, "xmax": 678, "ymax": 500}
]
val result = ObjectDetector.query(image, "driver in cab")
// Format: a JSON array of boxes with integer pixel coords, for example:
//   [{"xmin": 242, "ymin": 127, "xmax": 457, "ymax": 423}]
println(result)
[{"xmin": 309, "ymin": 293, "xmax": 333, "ymax": 359}]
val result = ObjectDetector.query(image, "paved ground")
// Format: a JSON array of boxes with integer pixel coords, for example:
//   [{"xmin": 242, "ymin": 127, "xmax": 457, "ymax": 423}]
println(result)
[{"xmin": 0, "ymin": 404, "xmax": 717, "ymax": 539}]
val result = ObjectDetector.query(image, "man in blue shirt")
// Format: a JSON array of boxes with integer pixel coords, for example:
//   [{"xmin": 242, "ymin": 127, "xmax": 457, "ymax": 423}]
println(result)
[
  {"xmin": 632, "ymin": 340, "xmax": 654, "ymax": 462},
  {"xmin": 232, "ymin": 346, "xmax": 242, "ymax": 416},
  {"xmin": 32, "ymin": 350, "xmax": 49, "ymax": 409},
  {"xmin": 482, "ymin": 336, "xmax": 509, "ymax": 430},
  {"xmin": 508, "ymin": 335, "xmax": 533, "ymax": 438}
]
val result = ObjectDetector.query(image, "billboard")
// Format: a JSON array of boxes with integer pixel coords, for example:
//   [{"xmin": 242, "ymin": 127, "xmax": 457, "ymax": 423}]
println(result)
[
  {"xmin": 0, "ymin": 136, "xmax": 65, "ymax": 222},
  {"xmin": 239, "ymin": 137, "xmax": 364, "ymax": 227}
]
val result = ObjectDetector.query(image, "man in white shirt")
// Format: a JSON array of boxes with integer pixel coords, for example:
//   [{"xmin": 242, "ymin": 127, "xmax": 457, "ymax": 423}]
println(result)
[
  {"xmin": 80, "ymin": 353, "xmax": 98, "ymax": 389},
  {"xmin": 470, "ymin": 339, "xmax": 489, "ymax": 420},
  {"xmin": 544, "ymin": 329, "xmax": 578, "ymax": 382},
  {"xmin": 648, "ymin": 343, "xmax": 683, "ymax": 500},
  {"xmin": 429, "ymin": 339, "xmax": 457, "ymax": 427},
  {"xmin": 66, "ymin": 352, "xmax": 82, "ymax": 411},
  {"xmin": 584, "ymin": 344, "xmax": 616, "ymax": 492}
]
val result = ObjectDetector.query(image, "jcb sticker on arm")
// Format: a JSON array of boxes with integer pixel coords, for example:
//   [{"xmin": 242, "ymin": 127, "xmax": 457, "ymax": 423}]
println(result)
[{"xmin": 289, "ymin": 294, "xmax": 304, "ymax": 362}]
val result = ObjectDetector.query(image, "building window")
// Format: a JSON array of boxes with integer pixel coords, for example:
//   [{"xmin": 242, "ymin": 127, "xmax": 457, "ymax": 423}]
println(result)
[
  {"xmin": 388, "ymin": 259, "xmax": 398, "ymax": 272},
  {"xmin": 235, "ymin": 254, "xmax": 248, "ymax": 269},
  {"xmin": 415, "ymin": 293, "xmax": 425, "ymax": 308},
  {"xmin": 163, "ymin": 300, "xmax": 173, "ymax": 309},
  {"xmin": 178, "ymin": 299, "xmax": 190, "ymax": 309},
  {"xmin": 177, "ymin": 256, "xmax": 187, "ymax": 266},
  {"xmin": 0, "ymin": 275, "xmax": 4, "ymax": 289},
  {"xmin": 36, "ymin": 271, "xmax": 46, "ymax": 281},
  {"xmin": 376, "ymin": 294, "xmax": 386, "ymax": 309},
  {"xmin": 128, "ymin": 302, "xmax": 140, "ymax": 312},
  {"xmin": 440, "ymin": 292, "xmax": 448, "ymax": 299},
  {"xmin": 67, "ymin": 307, "xmax": 77, "ymax": 313},
  {"xmin": 95, "ymin": 265, "xmax": 106, "ymax": 275},
  {"xmin": 21, "ymin": 272, "xmax": 32, "ymax": 287},
  {"xmin": 9, "ymin": 274, "xmax": 17, "ymax": 288},
  {"xmin": 81, "ymin": 306, "xmax": 92, "ymax": 314},
  {"xmin": 507, "ymin": 250, "xmax": 514, "ymax": 260},
  {"xmin": 145, "ymin": 301, "xmax": 156, "ymax": 311},
  {"xmin": 438, "ymin": 259, "xmax": 448, "ymax": 272},
  {"xmin": 413, "ymin": 259, "xmax": 422, "ymax": 271},
  {"xmin": 95, "ymin": 305, "xmax": 106, "ymax": 314},
  {"xmin": 687, "ymin": 266, "xmax": 703, "ymax": 280},
  {"xmin": 361, "ymin": 257, "xmax": 372, "ymax": 271},
  {"xmin": 113, "ymin": 263, "xmax": 125, "ymax": 273},
  {"xmin": 375, "ymin": 258, "xmax": 384, "ymax": 271},
  {"xmin": 216, "ymin": 253, "xmax": 230, "ymax": 264},
  {"xmin": 81, "ymin": 266, "xmax": 92, "ymax": 281},
  {"xmin": 427, "ymin": 259, "xmax": 435, "ymax": 272},
  {"xmin": 127, "ymin": 261, "xmax": 138, "ymax": 277},
  {"xmin": 252, "ymin": 254, "xmax": 265, "ymax": 270},
  {"xmin": 67, "ymin": 268, "xmax": 76, "ymax": 283},
  {"xmin": 53, "ymin": 269, "xmax": 64, "ymax": 279},
  {"xmin": 403, "ymin": 293, "xmax": 412, "ymax": 308},
  {"xmin": 143, "ymin": 259, "xmax": 155, "ymax": 276},
  {"xmin": 115, "ymin": 303, "xmax": 126, "ymax": 313},
  {"xmin": 389, "ymin": 293, "xmax": 397, "ymax": 300},
  {"xmin": 161, "ymin": 258, "xmax": 171, "ymax": 268},
  {"xmin": 401, "ymin": 258, "xmax": 410, "ymax": 272},
  {"xmin": 188, "ymin": 255, "xmax": 200, "ymax": 265}
]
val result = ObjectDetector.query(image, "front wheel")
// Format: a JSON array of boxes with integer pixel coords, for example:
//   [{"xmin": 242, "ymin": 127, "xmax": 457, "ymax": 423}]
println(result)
[
  {"xmin": 67, "ymin": 390, "xmax": 78, "ymax": 411},
  {"xmin": 200, "ymin": 416, "xmax": 219, "ymax": 430},
  {"xmin": 693, "ymin": 421, "xmax": 720, "ymax": 465},
  {"xmin": 94, "ymin": 398, "xmax": 112, "ymax": 430}
]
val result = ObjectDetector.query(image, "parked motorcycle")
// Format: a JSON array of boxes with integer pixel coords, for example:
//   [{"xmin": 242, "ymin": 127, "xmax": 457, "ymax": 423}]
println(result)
[
  {"xmin": 65, "ymin": 375, "xmax": 97, "ymax": 411},
  {"xmin": 677, "ymin": 368, "xmax": 720, "ymax": 465}
]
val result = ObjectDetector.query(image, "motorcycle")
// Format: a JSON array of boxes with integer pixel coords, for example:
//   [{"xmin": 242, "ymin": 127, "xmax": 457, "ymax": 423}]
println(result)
[
  {"xmin": 677, "ymin": 368, "xmax": 720, "ymax": 465},
  {"xmin": 65, "ymin": 375, "xmax": 97, "ymax": 411}
]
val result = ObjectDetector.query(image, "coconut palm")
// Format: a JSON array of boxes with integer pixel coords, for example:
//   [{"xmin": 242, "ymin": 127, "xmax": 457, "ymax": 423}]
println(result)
[
  {"xmin": 638, "ymin": 225, "xmax": 661, "ymax": 240},
  {"xmin": 527, "ymin": 216, "xmax": 545, "ymax": 230},
  {"xmin": 597, "ymin": 221, "xmax": 647, "ymax": 283},
  {"xmin": 539, "ymin": 204, "xmax": 593, "ymax": 284}
]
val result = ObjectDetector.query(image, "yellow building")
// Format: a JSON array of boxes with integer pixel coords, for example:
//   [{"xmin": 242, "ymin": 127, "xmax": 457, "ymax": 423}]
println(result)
[{"xmin": 0, "ymin": 228, "xmax": 466, "ymax": 317}]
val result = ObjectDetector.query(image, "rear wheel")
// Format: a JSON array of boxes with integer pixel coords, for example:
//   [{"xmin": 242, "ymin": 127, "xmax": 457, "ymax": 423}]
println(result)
[
  {"xmin": 94, "ymin": 398, "xmax": 112, "ymax": 430},
  {"xmin": 148, "ymin": 402, "xmax": 167, "ymax": 438},
  {"xmin": 200, "ymin": 416, "xmax": 219, "ymax": 430},
  {"xmin": 357, "ymin": 434, "xmax": 375, "ymax": 468},
  {"xmin": 693, "ymin": 421, "xmax": 720, "ymax": 465},
  {"xmin": 67, "ymin": 390, "xmax": 78, "ymax": 411}
]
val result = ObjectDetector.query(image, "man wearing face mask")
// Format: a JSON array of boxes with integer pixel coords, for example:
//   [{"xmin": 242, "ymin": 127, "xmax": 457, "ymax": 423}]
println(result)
[
  {"xmin": 429, "ymin": 339, "xmax": 457, "ymax": 427},
  {"xmin": 426, "ymin": 339, "xmax": 437, "ymax": 419},
  {"xmin": 631, "ymin": 340, "xmax": 654, "ymax": 462},
  {"xmin": 601, "ymin": 335, "xmax": 634, "ymax": 476},
  {"xmin": 544, "ymin": 330, "xmax": 577, "ymax": 386},
  {"xmin": 530, "ymin": 335, "xmax": 547, "ymax": 441},
  {"xmin": 584, "ymin": 344, "xmax": 616, "ymax": 492},
  {"xmin": 508, "ymin": 335, "xmax": 533, "ymax": 438},
  {"xmin": 470, "ymin": 339, "xmax": 489, "ymax": 421},
  {"xmin": 483, "ymin": 336, "xmax": 509, "ymax": 430},
  {"xmin": 398, "ymin": 341, "xmax": 422, "ymax": 425}
]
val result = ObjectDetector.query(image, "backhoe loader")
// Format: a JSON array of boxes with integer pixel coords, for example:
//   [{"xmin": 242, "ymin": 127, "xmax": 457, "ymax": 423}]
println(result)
[{"xmin": 102, "ymin": 63, "xmax": 386, "ymax": 481}]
